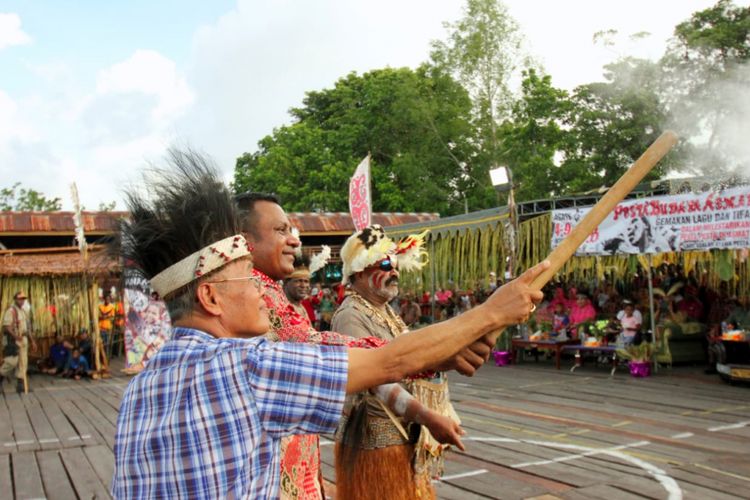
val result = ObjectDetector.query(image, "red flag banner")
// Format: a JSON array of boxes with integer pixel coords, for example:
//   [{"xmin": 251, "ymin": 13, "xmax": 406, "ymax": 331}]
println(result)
[{"xmin": 349, "ymin": 155, "xmax": 371, "ymax": 231}]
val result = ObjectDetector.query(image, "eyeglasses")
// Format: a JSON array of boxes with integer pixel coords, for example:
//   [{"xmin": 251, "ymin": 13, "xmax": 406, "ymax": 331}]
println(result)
[{"xmin": 206, "ymin": 275, "xmax": 263, "ymax": 293}]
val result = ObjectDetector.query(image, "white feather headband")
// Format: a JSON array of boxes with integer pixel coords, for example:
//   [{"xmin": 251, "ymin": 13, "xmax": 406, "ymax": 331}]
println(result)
[
  {"xmin": 340, "ymin": 225, "xmax": 429, "ymax": 284},
  {"xmin": 150, "ymin": 234, "xmax": 253, "ymax": 298}
]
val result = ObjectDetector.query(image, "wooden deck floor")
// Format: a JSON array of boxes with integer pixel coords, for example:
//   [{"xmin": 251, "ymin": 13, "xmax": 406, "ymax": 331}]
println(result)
[{"xmin": 2, "ymin": 358, "xmax": 749, "ymax": 499}]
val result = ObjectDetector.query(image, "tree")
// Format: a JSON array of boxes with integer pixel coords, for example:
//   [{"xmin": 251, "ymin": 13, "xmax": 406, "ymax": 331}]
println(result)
[
  {"xmin": 562, "ymin": 57, "xmax": 670, "ymax": 192},
  {"xmin": 234, "ymin": 66, "xmax": 479, "ymax": 215},
  {"xmin": 660, "ymin": 0, "xmax": 750, "ymax": 174},
  {"xmin": 98, "ymin": 201, "xmax": 117, "ymax": 211},
  {"xmin": 496, "ymin": 69, "xmax": 573, "ymax": 201},
  {"xmin": 0, "ymin": 183, "xmax": 62, "ymax": 211},
  {"xmin": 430, "ymin": 0, "xmax": 529, "ymax": 166}
]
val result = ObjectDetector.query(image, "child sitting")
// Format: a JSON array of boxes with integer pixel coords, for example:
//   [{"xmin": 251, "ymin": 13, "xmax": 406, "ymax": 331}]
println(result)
[
  {"xmin": 63, "ymin": 348, "xmax": 91, "ymax": 380},
  {"xmin": 551, "ymin": 302, "xmax": 570, "ymax": 340}
]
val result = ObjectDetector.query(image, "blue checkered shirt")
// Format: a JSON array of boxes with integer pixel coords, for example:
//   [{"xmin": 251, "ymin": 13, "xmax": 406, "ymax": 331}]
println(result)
[{"xmin": 111, "ymin": 327, "xmax": 348, "ymax": 499}]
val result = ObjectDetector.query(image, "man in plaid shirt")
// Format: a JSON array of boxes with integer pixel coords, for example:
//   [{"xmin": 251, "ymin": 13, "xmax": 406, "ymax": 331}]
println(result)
[{"xmin": 111, "ymin": 150, "xmax": 546, "ymax": 499}]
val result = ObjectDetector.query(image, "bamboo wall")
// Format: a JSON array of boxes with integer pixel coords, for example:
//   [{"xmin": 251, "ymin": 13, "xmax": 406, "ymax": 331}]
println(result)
[
  {"xmin": 0, "ymin": 275, "xmax": 99, "ymax": 341},
  {"xmin": 400, "ymin": 212, "xmax": 750, "ymax": 296}
]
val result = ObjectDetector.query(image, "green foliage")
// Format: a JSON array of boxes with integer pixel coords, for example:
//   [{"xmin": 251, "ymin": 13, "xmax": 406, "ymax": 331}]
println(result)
[
  {"xmin": 97, "ymin": 201, "xmax": 117, "ymax": 211},
  {"xmin": 494, "ymin": 62, "xmax": 670, "ymax": 202},
  {"xmin": 430, "ymin": 0, "xmax": 528, "ymax": 166},
  {"xmin": 563, "ymin": 57, "xmax": 670, "ymax": 191},
  {"xmin": 622, "ymin": 342, "xmax": 654, "ymax": 362},
  {"xmin": 660, "ymin": 0, "xmax": 750, "ymax": 174},
  {"xmin": 496, "ymin": 69, "xmax": 572, "ymax": 200},
  {"xmin": 233, "ymin": 0, "xmax": 750, "ymax": 214},
  {"xmin": 234, "ymin": 66, "xmax": 481, "ymax": 215},
  {"xmin": 0, "ymin": 182, "xmax": 62, "ymax": 211}
]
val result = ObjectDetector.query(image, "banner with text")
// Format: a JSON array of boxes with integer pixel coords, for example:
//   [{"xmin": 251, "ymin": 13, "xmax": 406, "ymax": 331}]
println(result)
[
  {"xmin": 349, "ymin": 155, "xmax": 372, "ymax": 231},
  {"xmin": 551, "ymin": 186, "xmax": 750, "ymax": 255}
]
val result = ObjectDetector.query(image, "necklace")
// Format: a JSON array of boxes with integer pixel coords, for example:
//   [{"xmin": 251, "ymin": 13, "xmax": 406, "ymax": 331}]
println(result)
[{"xmin": 348, "ymin": 291, "xmax": 408, "ymax": 339}]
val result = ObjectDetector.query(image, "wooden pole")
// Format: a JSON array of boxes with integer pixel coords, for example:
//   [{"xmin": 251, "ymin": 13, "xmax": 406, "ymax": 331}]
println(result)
[
  {"xmin": 529, "ymin": 131, "xmax": 678, "ymax": 291},
  {"xmin": 648, "ymin": 254, "xmax": 657, "ymax": 373}
]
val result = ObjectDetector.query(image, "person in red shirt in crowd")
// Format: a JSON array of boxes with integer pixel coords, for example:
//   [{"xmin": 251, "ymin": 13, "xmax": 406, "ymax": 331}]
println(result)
[
  {"xmin": 435, "ymin": 287, "xmax": 453, "ymax": 305},
  {"xmin": 420, "ymin": 290, "xmax": 432, "ymax": 318},
  {"xmin": 569, "ymin": 293, "xmax": 597, "ymax": 336},
  {"xmin": 672, "ymin": 285, "xmax": 704, "ymax": 322}
]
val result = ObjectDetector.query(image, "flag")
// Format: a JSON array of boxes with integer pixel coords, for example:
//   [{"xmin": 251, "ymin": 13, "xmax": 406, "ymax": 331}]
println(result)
[
  {"xmin": 70, "ymin": 183, "xmax": 88, "ymax": 263},
  {"xmin": 349, "ymin": 155, "xmax": 371, "ymax": 231}
]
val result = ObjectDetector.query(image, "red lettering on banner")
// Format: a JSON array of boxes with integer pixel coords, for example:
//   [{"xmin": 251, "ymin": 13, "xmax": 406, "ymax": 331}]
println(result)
[{"xmin": 703, "ymin": 193, "xmax": 715, "ymax": 211}]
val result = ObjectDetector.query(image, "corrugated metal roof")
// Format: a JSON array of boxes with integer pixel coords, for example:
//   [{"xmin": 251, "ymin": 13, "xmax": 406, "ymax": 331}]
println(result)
[
  {"xmin": 0, "ymin": 248, "xmax": 118, "ymax": 276},
  {"xmin": 0, "ymin": 211, "xmax": 126, "ymax": 235},
  {"xmin": 0, "ymin": 211, "xmax": 438, "ymax": 236},
  {"xmin": 288, "ymin": 212, "xmax": 439, "ymax": 235}
]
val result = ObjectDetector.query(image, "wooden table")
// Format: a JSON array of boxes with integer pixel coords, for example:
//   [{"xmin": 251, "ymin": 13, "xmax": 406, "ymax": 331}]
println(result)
[
  {"xmin": 563, "ymin": 344, "xmax": 620, "ymax": 376},
  {"xmin": 510, "ymin": 338, "xmax": 575, "ymax": 370}
]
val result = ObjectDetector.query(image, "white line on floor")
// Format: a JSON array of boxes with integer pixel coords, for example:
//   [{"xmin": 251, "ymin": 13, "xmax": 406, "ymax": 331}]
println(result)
[
  {"xmin": 671, "ymin": 432, "xmax": 694, "ymax": 439},
  {"xmin": 707, "ymin": 421, "xmax": 750, "ymax": 432},
  {"xmin": 436, "ymin": 469, "xmax": 489, "ymax": 482},
  {"xmin": 463, "ymin": 437, "xmax": 518, "ymax": 443},
  {"xmin": 511, "ymin": 441, "xmax": 650, "ymax": 468}
]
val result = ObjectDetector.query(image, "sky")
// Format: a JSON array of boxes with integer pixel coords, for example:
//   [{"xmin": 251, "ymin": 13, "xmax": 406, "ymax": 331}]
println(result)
[{"xmin": 0, "ymin": 0, "xmax": 735, "ymax": 210}]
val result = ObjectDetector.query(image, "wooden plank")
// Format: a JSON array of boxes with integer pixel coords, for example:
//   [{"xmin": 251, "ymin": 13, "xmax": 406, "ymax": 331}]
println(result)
[
  {"xmin": 34, "ymin": 390, "xmax": 80, "ymax": 447},
  {"xmin": 77, "ymin": 386, "xmax": 119, "ymax": 426},
  {"xmin": 433, "ymin": 480, "xmax": 496, "ymax": 499},
  {"xmin": 12, "ymin": 451, "xmax": 46, "ymax": 499},
  {"xmin": 68, "ymin": 393, "xmax": 115, "ymax": 450},
  {"xmin": 83, "ymin": 445, "xmax": 115, "ymax": 492},
  {"xmin": 37, "ymin": 450, "xmax": 77, "ymax": 500},
  {"xmin": 0, "ymin": 454, "xmax": 12, "ymax": 496},
  {"xmin": 0, "ymin": 395, "xmax": 16, "ymax": 453},
  {"xmin": 5, "ymin": 394, "xmax": 37, "ymax": 451},
  {"xmin": 22, "ymin": 394, "xmax": 59, "ymax": 450},
  {"xmin": 60, "ymin": 447, "xmax": 111, "ymax": 499},
  {"xmin": 47, "ymin": 390, "xmax": 99, "ymax": 447},
  {"xmin": 561, "ymin": 484, "xmax": 647, "ymax": 499}
]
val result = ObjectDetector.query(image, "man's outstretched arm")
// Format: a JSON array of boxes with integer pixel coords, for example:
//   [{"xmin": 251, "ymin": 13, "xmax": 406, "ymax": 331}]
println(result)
[{"xmin": 346, "ymin": 260, "xmax": 548, "ymax": 393}]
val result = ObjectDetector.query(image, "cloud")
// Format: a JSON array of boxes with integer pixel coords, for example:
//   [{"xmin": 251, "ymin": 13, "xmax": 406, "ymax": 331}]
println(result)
[
  {"xmin": 0, "ymin": 49, "xmax": 194, "ymax": 210},
  {"xmin": 95, "ymin": 50, "xmax": 194, "ymax": 124},
  {"xmin": 0, "ymin": 13, "xmax": 31, "ymax": 50},
  {"xmin": 176, "ymin": 0, "xmax": 462, "ymax": 175},
  {"xmin": 0, "ymin": 90, "xmax": 35, "ymax": 153}
]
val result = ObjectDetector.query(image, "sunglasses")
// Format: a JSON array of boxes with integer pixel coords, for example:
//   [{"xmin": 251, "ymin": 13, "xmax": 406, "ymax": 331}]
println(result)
[
  {"xmin": 377, "ymin": 258, "xmax": 396, "ymax": 272},
  {"xmin": 206, "ymin": 275, "xmax": 263, "ymax": 293}
]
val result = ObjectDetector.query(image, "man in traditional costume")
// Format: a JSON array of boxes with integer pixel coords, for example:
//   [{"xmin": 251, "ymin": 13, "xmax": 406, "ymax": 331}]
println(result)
[
  {"xmin": 111, "ymin": 151, "xmax": 546, "ymax": 498},
  {"xmin": 236, "ymin": 193, "xmax": 492, "ymax": 500},
  {"xmin": 332, "ymin": 224, "xmax": 461, "ymax": 500},
  {"xmin": 1, "ymin": 291, "xmax": 37, "ymax": 393}
]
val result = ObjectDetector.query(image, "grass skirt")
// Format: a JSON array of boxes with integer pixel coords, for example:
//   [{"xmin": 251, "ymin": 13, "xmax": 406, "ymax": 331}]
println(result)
[{"xmin": 334, "ymin": 443, "xmax": 435, "ymax": 500}]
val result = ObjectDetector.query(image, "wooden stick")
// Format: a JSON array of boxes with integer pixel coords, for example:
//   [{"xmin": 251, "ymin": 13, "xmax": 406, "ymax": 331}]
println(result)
[{"xmin": 530, "ymin": 130, "xmax": 678, "ymax": 291}]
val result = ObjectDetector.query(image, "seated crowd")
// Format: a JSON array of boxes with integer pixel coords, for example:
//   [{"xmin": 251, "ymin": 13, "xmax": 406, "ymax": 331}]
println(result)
[{"xmin": 37, "ymin": 330, "xmax": 95, "ymax": 380}]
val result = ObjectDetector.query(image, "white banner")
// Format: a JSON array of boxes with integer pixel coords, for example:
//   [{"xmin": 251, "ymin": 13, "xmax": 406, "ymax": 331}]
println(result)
[
  {"xmin": 551, "ymin": 186, "xmax": 750, "ymax": 255},
  {"xmin": 349, "ymin": 155, "xmax": 372, "ymax": 231}
]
